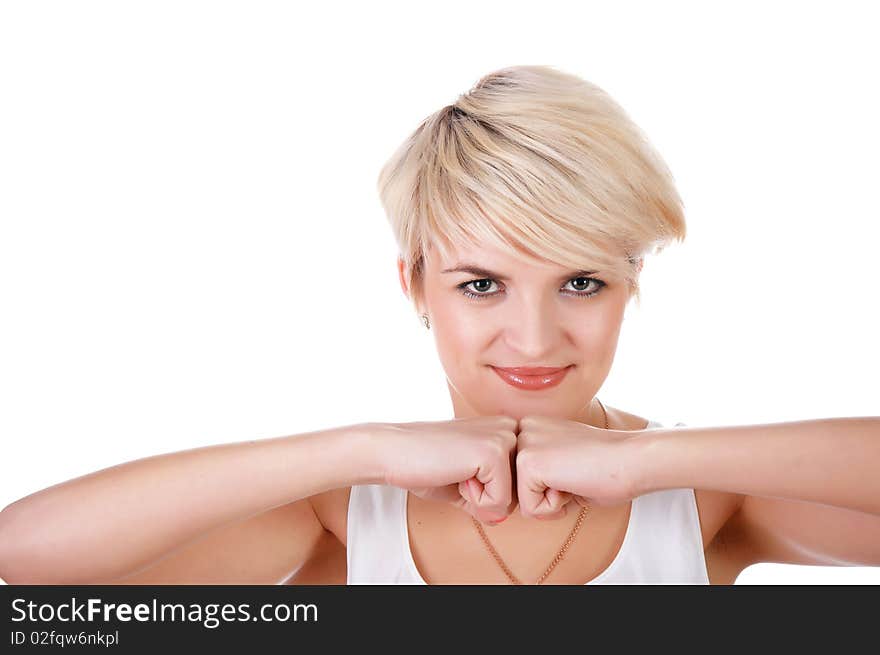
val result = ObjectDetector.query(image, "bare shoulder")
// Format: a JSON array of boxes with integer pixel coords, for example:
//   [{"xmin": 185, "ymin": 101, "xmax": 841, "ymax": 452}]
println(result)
[
  {"xmin": 308, "ymin": 486, "xmax": 352, "ymax": 547},
  {"xmin": 603, "ymin": 404, "xmax": 652, "ymax": 431}
]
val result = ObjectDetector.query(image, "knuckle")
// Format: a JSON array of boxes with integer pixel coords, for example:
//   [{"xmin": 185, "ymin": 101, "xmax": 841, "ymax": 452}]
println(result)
[
  {"xmin": 496, "ymin": 430, "xmax": 517, "ymax": 449},
  {"xmin": 497, "ymin": 415, "xmax": 517, "ymax": 430}
]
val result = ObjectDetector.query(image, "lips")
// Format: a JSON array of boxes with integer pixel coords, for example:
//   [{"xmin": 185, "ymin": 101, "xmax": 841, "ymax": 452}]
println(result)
[
  {"xmin": 494, "ymin": 366, "xmax": 569, "ymax": 375},
  {"xmin": 490, "ymin": 365, "xmax": 572, "ymax": 391}
]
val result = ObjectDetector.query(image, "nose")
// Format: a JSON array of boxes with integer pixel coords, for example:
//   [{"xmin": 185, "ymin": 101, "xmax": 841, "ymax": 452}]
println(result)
[{"xmin": 502, "ymin": 293, "xmax": 564, "ymax": 361}]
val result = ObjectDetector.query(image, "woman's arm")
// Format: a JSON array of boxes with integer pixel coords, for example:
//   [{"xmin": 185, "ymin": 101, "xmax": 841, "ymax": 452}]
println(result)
[
  {"xmin": 103, "ymin": 499, "xmax": 328, "ymax": 585},
  {"xmin": 634, "ymin": 417, "xmax": 880, "ymax": 514},
  {"xmin": 632, "ymin": 416, "xmax": 880, "ymax": 566},
  {"xmin": 0, "ymin": 423, "xmax": 381, "ymax": 584}
]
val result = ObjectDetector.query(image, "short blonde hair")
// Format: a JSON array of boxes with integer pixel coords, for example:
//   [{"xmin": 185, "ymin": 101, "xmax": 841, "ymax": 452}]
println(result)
[{"xmin": 376, "ymin": 65, "xmax": 686, "ymax": 310}]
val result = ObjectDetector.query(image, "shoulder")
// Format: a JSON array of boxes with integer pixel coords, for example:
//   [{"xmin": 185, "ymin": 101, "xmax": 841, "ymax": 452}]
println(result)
[
  {"xmin": 604, "ymin": 403, "xmax": 651, "ymax": 431},
  {"xmin": 308, "ymin": 486, "xmax": 352, "ymax": 547}
]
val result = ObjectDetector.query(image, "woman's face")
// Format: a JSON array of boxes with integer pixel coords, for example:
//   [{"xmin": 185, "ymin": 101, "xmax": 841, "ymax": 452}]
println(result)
[{"xmin": 399, "ymin": 240, "xmax": 637, "ymax": 423}]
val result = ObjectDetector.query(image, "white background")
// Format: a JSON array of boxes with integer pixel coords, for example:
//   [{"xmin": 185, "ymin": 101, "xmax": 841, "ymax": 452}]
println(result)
[{"xmin": 1, "ymin": 1, "xmax": 877, "ymax": 584}]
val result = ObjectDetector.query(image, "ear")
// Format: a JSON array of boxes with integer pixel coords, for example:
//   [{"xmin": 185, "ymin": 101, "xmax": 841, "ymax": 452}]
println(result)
[{"xmin": 397, "ymin": 256, "xmax": 410, "ymax": 299}]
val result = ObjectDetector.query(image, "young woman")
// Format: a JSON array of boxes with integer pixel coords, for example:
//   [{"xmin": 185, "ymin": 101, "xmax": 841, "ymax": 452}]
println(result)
[{"xmin": 1, "ymin": 66, "xmax": 877, "ymax": 585}]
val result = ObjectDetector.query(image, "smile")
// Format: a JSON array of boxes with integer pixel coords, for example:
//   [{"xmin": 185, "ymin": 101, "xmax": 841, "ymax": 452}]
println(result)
[{"xmin": 490, "ymin": 365, "xmax": 572, "ymax": 391}]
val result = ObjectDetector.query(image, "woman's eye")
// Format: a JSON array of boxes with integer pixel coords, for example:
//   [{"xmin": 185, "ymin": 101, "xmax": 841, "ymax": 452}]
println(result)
[
  {"xmin": 462, "ymin": 279, "xmax": 498, "ymax": 295},
  {"xmin": 566, "ymin": 277, "xmax": 601, "ymax": 293},
  {"xmin": 457, "ymin": 276, "xmax": 605, "ymax": 300}
]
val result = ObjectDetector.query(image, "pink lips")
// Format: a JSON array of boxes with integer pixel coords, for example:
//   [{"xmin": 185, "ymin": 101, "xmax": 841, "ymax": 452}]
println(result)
[{"xmin": 490, "ymin": 365, "xmax": 572, "ymax": 391}]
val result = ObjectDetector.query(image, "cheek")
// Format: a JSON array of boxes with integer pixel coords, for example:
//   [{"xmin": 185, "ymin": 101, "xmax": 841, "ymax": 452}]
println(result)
[
  {"xmin": 433, "ymin": 316, "xmax": 484, "ymax": 363},
  {"xmin": 425, "ymin": 296, "xmax": 485, "ymax": 361},
  {"xmin": 586, "ymin": 311, "xmax": 623, "ymax": 339},
  {"xmin": 572, "ymin": 307, "xmax": 625, "ymax": 354}
]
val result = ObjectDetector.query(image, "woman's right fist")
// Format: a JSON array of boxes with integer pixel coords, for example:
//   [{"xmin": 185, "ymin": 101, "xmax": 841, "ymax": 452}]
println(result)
[{"xmin": 374, "ymin": 416, "xmax": 518, "ymax": 525}]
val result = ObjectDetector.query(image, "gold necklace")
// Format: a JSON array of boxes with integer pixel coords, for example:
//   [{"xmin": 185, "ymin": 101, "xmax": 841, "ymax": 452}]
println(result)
[{"xmin": 471, "ymin": 397, "xmax": 609, "ymax": 585}]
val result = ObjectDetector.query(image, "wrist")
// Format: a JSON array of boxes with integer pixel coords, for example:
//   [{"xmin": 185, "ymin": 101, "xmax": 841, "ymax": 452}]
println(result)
[
  {"xmin": 305, "ymin": 422, "xmax": 390, "ymax": 489},
  {"xmin": 623, "ymin": 428, "xmax": 667, "ymax": 497},
  {"xmin": 343, "ymin": 421, "xmax": 396, "ymax": 486}
]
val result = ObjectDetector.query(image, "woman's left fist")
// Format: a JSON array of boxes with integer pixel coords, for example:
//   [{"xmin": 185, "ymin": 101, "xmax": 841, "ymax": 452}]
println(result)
[{"xmin": 515, "ymin": 415, "xmax": 642, "ymax": 519}]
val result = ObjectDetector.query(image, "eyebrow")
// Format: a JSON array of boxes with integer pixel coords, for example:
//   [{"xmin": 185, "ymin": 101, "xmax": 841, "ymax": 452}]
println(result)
[{"xmin": 440, "ymin": 264, "xmax": 598, "ymax": 281}]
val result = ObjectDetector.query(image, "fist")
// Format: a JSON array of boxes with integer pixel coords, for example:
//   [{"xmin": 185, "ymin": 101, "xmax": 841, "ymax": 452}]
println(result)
[
  {"xmin": 378, "ymin": 416, "xmax": 518, "ymax": 525},
  {"xmin": 515, "ymin": 415, "xmax": 639, "ymax": 519}
]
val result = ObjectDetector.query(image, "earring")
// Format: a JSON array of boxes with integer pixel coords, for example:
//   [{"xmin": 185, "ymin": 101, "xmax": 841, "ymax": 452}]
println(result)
[{"xmin": 421, "ymin": 314, "xmax": 430, "ymax": 330}]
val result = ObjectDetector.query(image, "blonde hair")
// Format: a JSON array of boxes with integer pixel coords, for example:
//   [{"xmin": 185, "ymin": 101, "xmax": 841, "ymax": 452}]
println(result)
[{"xmin": 376, "ymin": 65, "xmax": 686, "ymax": 310}]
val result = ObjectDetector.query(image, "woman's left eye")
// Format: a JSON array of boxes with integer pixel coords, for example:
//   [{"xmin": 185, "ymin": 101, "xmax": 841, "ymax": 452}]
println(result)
[{"xmin": 457, "ymin": 277, "xmax": 606, "ymax": 300}]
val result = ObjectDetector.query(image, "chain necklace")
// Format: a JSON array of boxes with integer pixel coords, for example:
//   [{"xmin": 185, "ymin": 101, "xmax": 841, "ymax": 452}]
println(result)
[{"xmin": 471, "ymin": 397, "xmax": 608, "ymax": 585}]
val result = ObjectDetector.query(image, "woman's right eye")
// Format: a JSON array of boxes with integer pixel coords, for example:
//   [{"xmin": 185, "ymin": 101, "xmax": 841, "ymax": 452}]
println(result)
[{"xmin": 457, "ymin": 279, "xmax": 500, "ymax": 299}]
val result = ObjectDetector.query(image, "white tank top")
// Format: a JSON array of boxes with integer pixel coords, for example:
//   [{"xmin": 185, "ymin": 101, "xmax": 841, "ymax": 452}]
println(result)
[{"xmin": 346, "ymin": 419, "xmax": 709, "ymax": 584}]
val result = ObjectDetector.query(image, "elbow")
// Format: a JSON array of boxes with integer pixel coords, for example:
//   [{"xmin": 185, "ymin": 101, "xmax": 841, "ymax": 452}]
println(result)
[
  {"xmin": 0, "ymin": 501, "xmax": 117, "ymax": 585},
  {"xmin": 0, "ymin": 501, "xmax": 56, "ymax": 584},
  {"xmin": 0, "ymin": 502, "xmax": 29, "ymax": 583}
]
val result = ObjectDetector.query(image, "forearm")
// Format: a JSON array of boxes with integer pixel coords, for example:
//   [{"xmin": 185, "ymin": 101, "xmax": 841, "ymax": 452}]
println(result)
[
  {"xmin": 633, "ymin": 417, "xmax": 880, "ymax": 515},
  {"xmin": 0, "ymin": 422, "xmax": 380, "ymax": 583}
]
